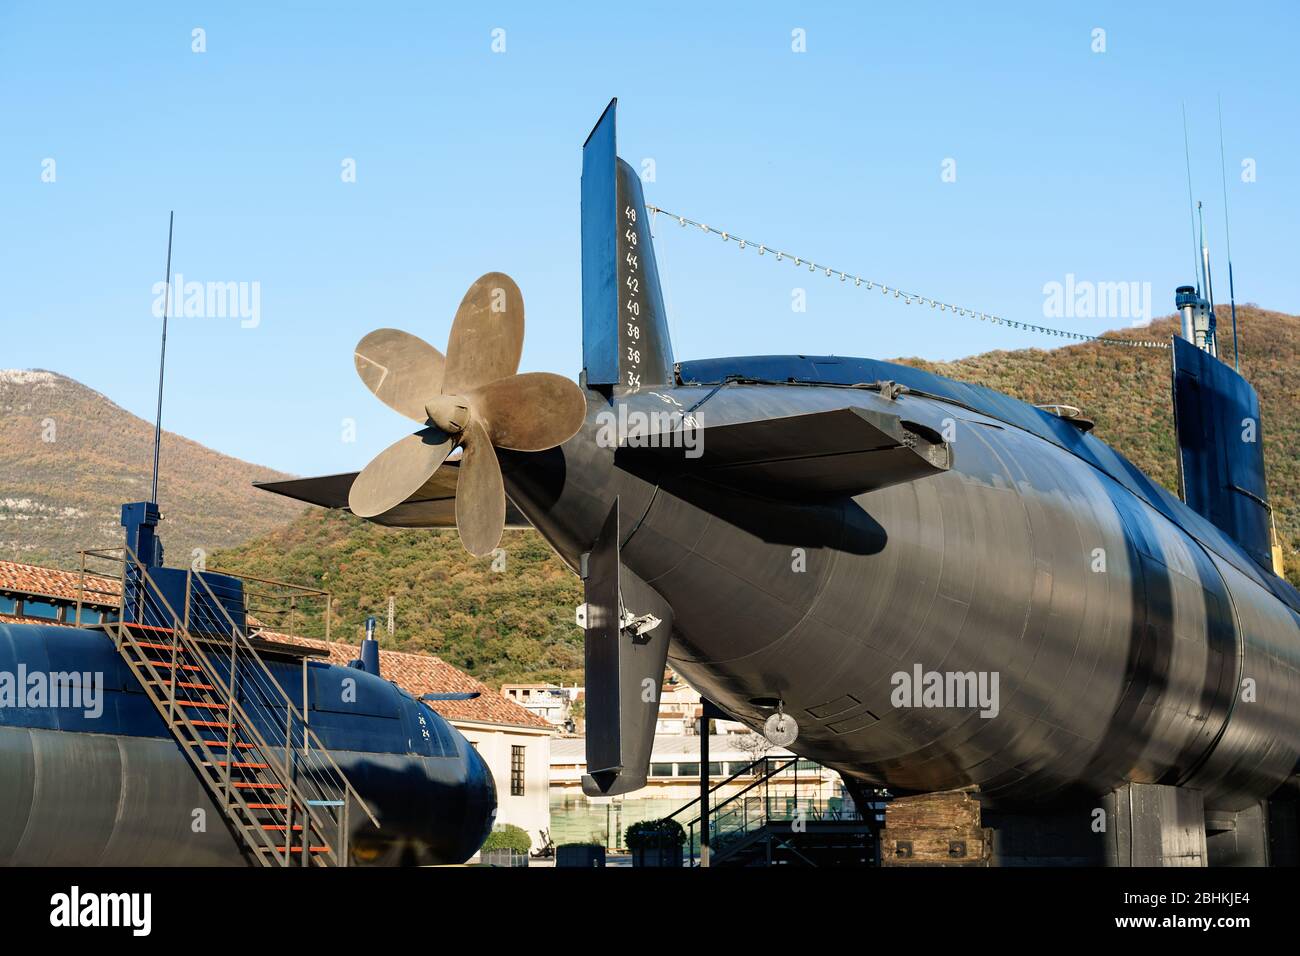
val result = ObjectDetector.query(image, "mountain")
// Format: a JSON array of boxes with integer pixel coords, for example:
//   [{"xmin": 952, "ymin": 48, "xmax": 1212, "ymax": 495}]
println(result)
[
  {"xmin": 214, "ymin": 514, "xmax": 585, "ymax": 686},
  {"xmin": 0, "ymin": 369, "xmax": 305, "ymax": 568},
  {"xmin": 213, "ymin": 307, "xmax": 1299, "ymax": 687}
]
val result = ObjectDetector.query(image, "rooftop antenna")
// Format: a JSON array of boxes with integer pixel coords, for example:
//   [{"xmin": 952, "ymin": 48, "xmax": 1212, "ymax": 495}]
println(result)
[
  {"xmin": 1181, "ymin": 104, "xmax": 1201, "ymax": 296},
  {"xmin": 150, "ymin": 211, "xmax": 175, "ymax": 504},
  {"xmin": 1217, "ymin": 95, "xmax": 1241, "ymax": 370}
]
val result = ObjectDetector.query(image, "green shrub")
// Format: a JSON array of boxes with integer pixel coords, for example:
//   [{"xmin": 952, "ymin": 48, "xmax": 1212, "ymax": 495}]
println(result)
[
  {"xmin": 481, "ymin": 823, "xmax": 531, "ymax": 853},
  {"xmin": 624, "ymin": 818, "xmax": 686, "ymax": 850}
]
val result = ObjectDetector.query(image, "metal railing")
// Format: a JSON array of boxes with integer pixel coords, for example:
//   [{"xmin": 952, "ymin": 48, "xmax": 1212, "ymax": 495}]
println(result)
[
  {"xmin": 78, "ymin": 546, "xmax": 377, "ymax": 866},
  {"xmin": 664, "ymin": 756, "xmax": 862, "ymax": 865},
  {"xmin": 74, "ymin": 550, "xmax": 333, "ymax": 640}
]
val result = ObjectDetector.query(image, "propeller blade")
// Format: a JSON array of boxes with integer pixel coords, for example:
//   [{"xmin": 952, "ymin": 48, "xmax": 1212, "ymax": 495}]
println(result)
[
  {"xmin": 348, "ymin": 428, "xmax": 456, "ymax": 518},
  {"xmin": 442, "ymin": 272, "xmax": 525, "ymax": 395},
  {"xmin": 471, "ymin": 372, "xmax": 588, "ymax": 452},
  {"xmin": 354, "ymin": 329, "xmax": 446, "ymax": 422},
  {"xmin": 455, "ymin": 419, "xmax": 506, "ymax": 557}
]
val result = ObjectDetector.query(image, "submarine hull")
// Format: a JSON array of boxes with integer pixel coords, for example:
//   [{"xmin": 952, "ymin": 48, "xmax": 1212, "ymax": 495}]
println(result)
[
  {"xmin": 0, "ymin": 623, "xmax": 496, "ymax": 866},
  {"xmin": 505, "ymin": 378, "xmax": 1300, "ymax": 812}
]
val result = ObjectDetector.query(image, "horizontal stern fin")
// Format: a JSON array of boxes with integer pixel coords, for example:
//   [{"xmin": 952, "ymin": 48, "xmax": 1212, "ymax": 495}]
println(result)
[
  {"xmin": 615, "ymin": 406, "xmax": 950, "ymax": 497},
  {"xmin": 255, "ymin": 467, "xmax": 530, "ymax": 529}
]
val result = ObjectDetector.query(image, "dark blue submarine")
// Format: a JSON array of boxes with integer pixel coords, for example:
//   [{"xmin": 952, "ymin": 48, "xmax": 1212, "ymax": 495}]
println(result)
[{"xmin": 0, "ymin": 505, "xmax": 496, "ymax": 866}]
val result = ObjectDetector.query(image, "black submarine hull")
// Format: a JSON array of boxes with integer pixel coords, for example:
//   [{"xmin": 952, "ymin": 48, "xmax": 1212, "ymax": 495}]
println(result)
[
  {"xmin": 0, "ymin": 623, "xmax": 496, "ymax": 866},
  {"xmin": 504, "ymin": 359, "xmax": 1300, "ymax": 813}
]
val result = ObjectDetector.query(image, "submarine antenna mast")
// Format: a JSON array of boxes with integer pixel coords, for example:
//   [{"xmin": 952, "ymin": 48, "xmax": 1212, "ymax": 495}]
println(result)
[
  {"xmin": 150, "ymin": 211, "xmax": 175, "ymax": 504},
  {"xmin": 1181, "ymin": 104, "xmax": 1201, "ymax": 297},
  {"xmin": 1197, "ymin": 200, "xmax": 1218, "ymax": 356},
  {"xmin": 1217, "ymin": 95, "xmax": 1241, "ymax": 370}
]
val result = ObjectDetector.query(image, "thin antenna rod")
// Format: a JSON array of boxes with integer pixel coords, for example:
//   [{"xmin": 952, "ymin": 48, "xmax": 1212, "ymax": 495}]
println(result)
[
  {"xmin": 1217, "ymin": 95, "xmax": 1241, "ymax": 370},
  {"xmin": 1198, "ymin": 201, "xmax": 1215, "ymax": 314},
  {"xmin": 1182, "ymin": 104, "xmax": 1201, "ymax": 295},
  {"xmin": 150, "ymin": 212, "xmax": 174, "ymax": 504},
  {"xmin": 1198, "ymin": 200, "xmax": 1218, "ymax": 356}
]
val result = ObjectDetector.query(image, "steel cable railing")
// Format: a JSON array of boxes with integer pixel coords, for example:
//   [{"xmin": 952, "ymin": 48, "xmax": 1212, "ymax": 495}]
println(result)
[
  {"xmin": 85, "ymin": 546, "xmax": 377, "ymax": 865},
  {"xmin": 115, "ymin": 561, "xmax": 303, "ymax": 864},
  {"xmin": 183, "ymin": 567, "xmax": 378, "ymax": 849},
  {"xmin": 140, "ymin": 572, "xmax": 356, "ymax": 864},
  {"xmin": 181, "ymin": 594, "xmax": 355, "ymax": 849}
]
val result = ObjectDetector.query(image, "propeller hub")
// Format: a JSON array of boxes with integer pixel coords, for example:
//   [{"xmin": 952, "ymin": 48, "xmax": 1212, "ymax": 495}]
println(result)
[{"xmin": 425, "ymin": 395, "xmax": 471, "ymax": 434}]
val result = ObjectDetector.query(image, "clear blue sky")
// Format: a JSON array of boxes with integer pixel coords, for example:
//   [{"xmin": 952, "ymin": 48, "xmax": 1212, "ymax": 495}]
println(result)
[{"xmin": 3, "ymin": 1, "xmax": 1296, "ymax": 477}]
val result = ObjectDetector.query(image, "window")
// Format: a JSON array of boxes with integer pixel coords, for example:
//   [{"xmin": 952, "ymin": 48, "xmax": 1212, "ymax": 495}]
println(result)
[
  {"xmin": 510, "ymin": 745, "xmax": 525, "ymax": 796},
  {"xmin": 677, "ymin": 762, "xmax": 700, "ymax": 777},
  {"xmin": 20, "ymin": 598, "xmax": 59, "ymax": 620},
  {"xmin": 650, "ymin": 763, "xmax": 675, "ymax": 778},
  {"xmin": 0, "ymin": 595, "xmax": 15, "ymax": 615}
]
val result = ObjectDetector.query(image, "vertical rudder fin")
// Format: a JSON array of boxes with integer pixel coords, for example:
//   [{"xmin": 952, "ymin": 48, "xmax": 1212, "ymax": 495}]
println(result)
[{"xmin": 581, "ymin": 98, "xmax": 674, "ymax": 389}]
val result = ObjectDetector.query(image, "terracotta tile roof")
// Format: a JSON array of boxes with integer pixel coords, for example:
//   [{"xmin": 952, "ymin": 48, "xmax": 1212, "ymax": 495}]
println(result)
[
  {"xmin": 0, "ymin": 559, "xmax": 550, "ymax": 732},
  {"xmin": 0, "ymin": 612, "xmax": 79, "ymax": 629},
  {"xmin": 0, "ymin": 559, "xmax": 119, "ymax": 605}
]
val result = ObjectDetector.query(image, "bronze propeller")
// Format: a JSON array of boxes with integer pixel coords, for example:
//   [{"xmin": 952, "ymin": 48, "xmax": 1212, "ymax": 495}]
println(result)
[{"xmin": 348, "ymin": 272, "xmax": 586, "ymax": 556}]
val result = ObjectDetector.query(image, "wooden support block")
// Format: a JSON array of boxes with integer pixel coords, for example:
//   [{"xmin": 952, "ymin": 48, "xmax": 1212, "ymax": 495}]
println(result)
[
  {"xmin": 883, "ymin": 787, "xmax": 982, "ymax": 830},
  {"xmin": 880, "ymin": 826, "xmax": 992, "ymax": 867}
]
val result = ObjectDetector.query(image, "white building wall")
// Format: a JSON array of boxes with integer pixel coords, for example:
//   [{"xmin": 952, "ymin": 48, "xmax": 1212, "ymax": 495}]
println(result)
[{"xmin": 455, "ymin": 723, "xmax": 552, "ymax": 850}]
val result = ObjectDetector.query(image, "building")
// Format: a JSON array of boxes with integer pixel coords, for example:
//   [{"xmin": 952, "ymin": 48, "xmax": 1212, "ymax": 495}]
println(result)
[
  {"xmin": 510, "ymin": 669, "xmax": 748, "ymax": 737},
  {"xmin": 0, "ymin": 557, "xmax": 556, "ymax": 851},
  {"xmin": 0, "ymin": 558, "xmax": 120, "ymax": 627},
  {"xmin": 655, "ymin": 671, "xmax": 748, "ymax": 735},
  {"xmin": 500, "ymin": 683, "xmax": 578, "ymax": 729},
  {"xmin": 549, "ymin": 733, "xmax": 845, "ymax": 848}
]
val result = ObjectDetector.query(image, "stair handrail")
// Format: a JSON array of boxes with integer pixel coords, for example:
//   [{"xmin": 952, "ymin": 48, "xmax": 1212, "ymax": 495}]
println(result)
[
  {"xmin": 130, "ymin": 556, "xmax": 361, "ymax": 865},
  {"xmin": 110, "ymin": 545, "xmax": 377, "ymax": 863},
  {"xmin": 680, "ymin": 756, "xmax": 800, "ymax": 831},
  {"xmin": 178, "ymin": 600, "xmax": 356, "ymax": 830},
  {"xmin": 106, "ymin": 552, "xmax": 313, "ymax": 864},
  {"xmin": 158, "ymin": 573, "xmax": 374, "ymax": 864},
  {"xmin": 662, "ymin": 754, "xmax": 784, "ymax": 826},
  {"xmin": 92, "ymin": 543, "xmax": 379, "ymax": 833},
  {"xmin": 182, "ymin": 564, "xmax": 380, "ymax": 830}
]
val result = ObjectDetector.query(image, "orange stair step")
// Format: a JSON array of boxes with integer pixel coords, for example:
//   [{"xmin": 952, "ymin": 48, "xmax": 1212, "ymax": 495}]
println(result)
[
  {"xmin": 260, "ymin": 846, "xmax": 329, "ymax": 854},
  {"xmin": 233, "ymin": 782, "xmax": 283, "ymax": 790},
  {"xmin": 176, "ymin": 700, "xmax": 228, "ymax": 709},
  {"xmin": 147, "ymin": 679, "xmax": 216, "ymax": 691},
  {"xmin": 189, "ymin": 740, "xmax": 255, "ymax": 750}
]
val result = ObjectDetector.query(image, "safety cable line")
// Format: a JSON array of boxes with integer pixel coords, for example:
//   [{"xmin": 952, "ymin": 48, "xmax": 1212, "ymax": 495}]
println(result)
[{"xmin": 646, "ymin": 205, "xmax": 1172, "ymax": 350}]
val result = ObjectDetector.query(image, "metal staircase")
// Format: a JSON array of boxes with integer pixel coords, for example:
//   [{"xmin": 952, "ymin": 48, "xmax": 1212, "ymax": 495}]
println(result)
[
  {"xmin": 87, "ymin": 545, "xmax": 378, "ymax": 866},
  {"xmin": 666, "ymin": 756, "xmax": 881, "ymax": 867}
]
